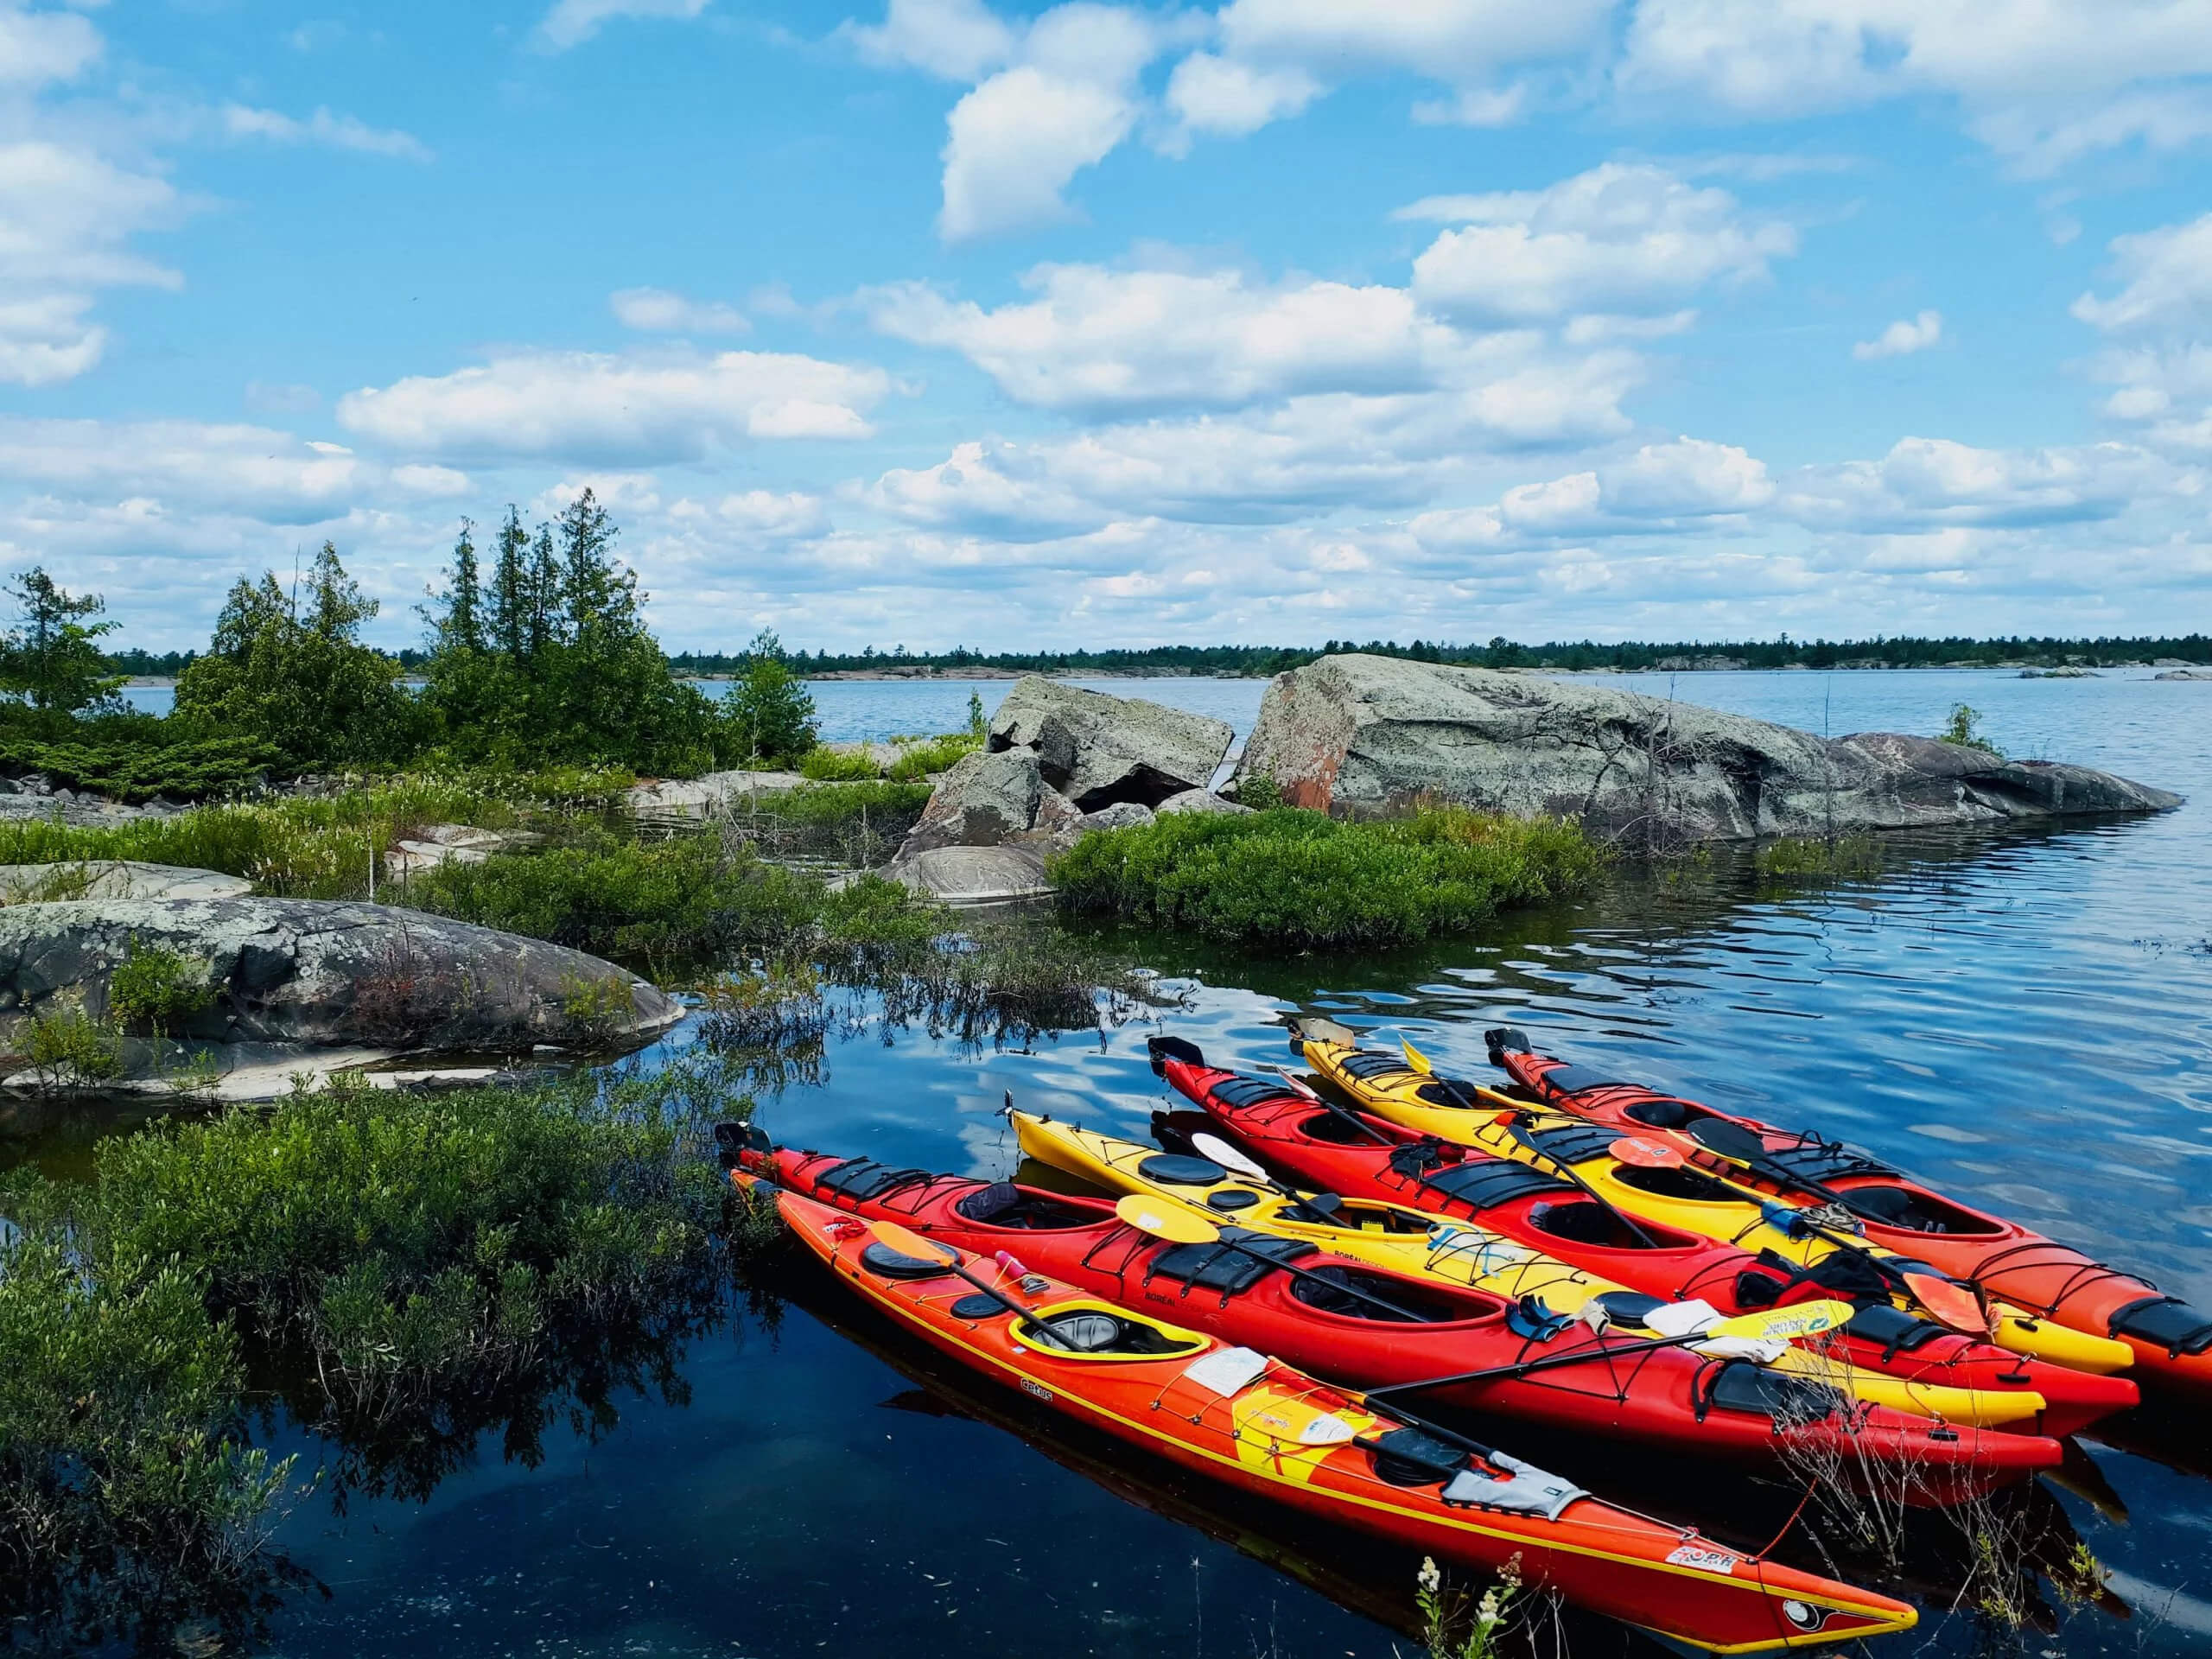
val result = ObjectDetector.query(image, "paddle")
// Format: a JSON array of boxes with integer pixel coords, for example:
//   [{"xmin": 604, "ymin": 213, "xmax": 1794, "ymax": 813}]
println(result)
[
  {"xmin": 1255, "ymin": 1063, "xmax": 1398, "ymax": 1145},
  {"xmin": 1497, "ymin": 1118, "xmax": 1668, "ymax": 1250},
  {"xmin": 1363, "ymin": 1297, "xmax": 1859, "ymax": 1402},
  {"xmin": 1608, "ymin": 1136, "xmax": 1990, "ymax": 1334},
  {"xmin": 1115, "ymin": 1194, "xmax": 1444, "ymax": 1325},
  {"xmin": 865, "ymin": 1217, "xmax": 1104, "ymax": 1352},
  {"xmin": 1189, "ymin": 1131, "xmax": 1348, "ymax": 1225}
]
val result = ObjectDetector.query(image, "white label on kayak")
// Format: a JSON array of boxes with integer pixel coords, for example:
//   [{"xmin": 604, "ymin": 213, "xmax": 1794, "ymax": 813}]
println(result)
[
  {"xmin": 1667, "ymin": 1544, "xmax": 1742, "ymax": 1576},
  {"xmin": 1297, "ymin": 1414, "xmax": 1358, "ymax": 1446},
  {"xmin": 1181, "ymin": 1346, "xmax": 1269, "ymax": 1397},
  {"xmin": 1019, "ymin": 1378, "xmax": 1052, "ymax": 1402}
]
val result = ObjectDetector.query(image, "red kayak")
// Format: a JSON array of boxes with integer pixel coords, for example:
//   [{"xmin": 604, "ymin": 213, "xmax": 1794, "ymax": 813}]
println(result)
[
  {"xmin": 1148, "ymin": 1038, "xmax": 2137, "ymax": 1441},
  {"xmin": 1478, "ymin": 1027, "xmax": 2212, "ymax": 1395},
  {"xmin": 723, "ymin": 1130, "xmax": 2063, "ymax": 1499},
  {"xmin": 757, "ymin": 1176, "xmax": 1919, "ymax": 1652}
]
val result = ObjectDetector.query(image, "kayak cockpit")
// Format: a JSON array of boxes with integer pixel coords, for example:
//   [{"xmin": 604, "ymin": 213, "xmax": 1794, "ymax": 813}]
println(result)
[{"xmin": 951, "ymin": 1179, "xmax": 1108, "ymax": 1231}]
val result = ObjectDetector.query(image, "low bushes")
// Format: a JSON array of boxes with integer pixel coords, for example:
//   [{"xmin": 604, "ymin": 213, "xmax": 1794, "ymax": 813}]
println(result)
[
  {"xmin": 0, "ymin": 731, "xmax": 277, "ymax": 803},
  {"xmin": 1048, "ymin": 804, "xmax": 1602, "ymax": 948}
]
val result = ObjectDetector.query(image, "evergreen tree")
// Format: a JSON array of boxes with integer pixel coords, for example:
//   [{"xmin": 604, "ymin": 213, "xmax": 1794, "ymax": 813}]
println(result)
[
  {"xmin": 726, "ymin": 629, "xmax": 817, "ymax": 763},
  {"xmin": 487, "ymin": 508, "xmax": 531, "ymax": 661},
  {"xmin": 0, "ymin": 568, "xmax": 127, "ymax": 715},
  {"xmin": 428, "ymin": 521, "xmax": 484, "ymax": 654},
  {"xmin": 175, "ymin": 543, "xmax": 418, "ymax": 770}
]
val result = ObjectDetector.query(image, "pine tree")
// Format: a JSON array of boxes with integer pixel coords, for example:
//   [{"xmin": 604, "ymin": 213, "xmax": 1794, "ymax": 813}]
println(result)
[
  {"xmin": 0, "ymin": 567, "xmax": 126, "ymax": 715},
  {"xmin": 487, "ymin": 508, "xmax": 531, "ymax": 661},
  {"xmin": 429, "ymin": 520, "xmax": 484, "ymax": 654}
]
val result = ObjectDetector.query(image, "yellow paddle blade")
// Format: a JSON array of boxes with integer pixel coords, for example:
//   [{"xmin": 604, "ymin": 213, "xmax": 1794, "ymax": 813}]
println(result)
[
  {"xmin": 1400, "ymin": 1036, "xmax": 1434, "ymax": 1075},
  {"xmin": 1115, "ymin": 1192, "xmax": 1220, "ymax": 1246},
  {"xmin": 1715, "ymin": 1299, "xmax": 1855, "ymax": 1343},
  {"xmin": 868, "ymin": 1217, "xmax": 959, "ymax": 1265}
]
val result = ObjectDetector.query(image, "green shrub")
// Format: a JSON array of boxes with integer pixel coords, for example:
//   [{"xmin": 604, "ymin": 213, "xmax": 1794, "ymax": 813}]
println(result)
[
  {"xmin": 1048, "ymin": 804, "xmax": 1602, "ymax": 948},
  {"xmin": 1232, "ymin": 772, "xmax": 1284, "ymax": 810},
  {"xmin": 78, "ymin": 1064, "xmax": 744, "ymax": 1415},
  {"xmin": 1939, "ymin": 703, "xmax": 2003, "ymax": 757},
  {"xmin": 0, "ymin": 1212, "xmax": 291, "ymax": 1642},
  {"xmin": 798, "ymin": 746, "xmax": 883, "ymax": 781},
  {"xmin": 0, "ymin": 732, "xmax": 276, "ymax": 803},
  {"xmin": 886, "ymin": 733, "xmax": 981, "ymax": 781},
  {"xmin": 108, "ymin": 939, "xmax": 213, "ymax": 1035},
  {"xmin": 22, "ymin": 1001, "xmax": 124, "ymax": 1085}
]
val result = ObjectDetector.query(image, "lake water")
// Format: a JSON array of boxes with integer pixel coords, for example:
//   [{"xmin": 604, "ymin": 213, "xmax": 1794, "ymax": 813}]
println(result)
[{"xmin": 60, "ymin": 670, "xmax": 2212, "ymax": 1656}]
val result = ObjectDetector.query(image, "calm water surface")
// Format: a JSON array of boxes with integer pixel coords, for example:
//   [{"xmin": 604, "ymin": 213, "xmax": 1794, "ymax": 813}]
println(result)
[{"xmin": 76, "ymin": 671, "xmax": 2212, "ymax": 1655}]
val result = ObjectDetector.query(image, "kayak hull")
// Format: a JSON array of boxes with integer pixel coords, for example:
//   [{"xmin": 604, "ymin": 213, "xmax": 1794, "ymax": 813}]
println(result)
[
  {"xmin": 1169, "ymin": 1052, "xmax": 2137, "ymax": 1440},
  {"xmin": 1005, "ymin": 1111, "xmax": 2062, "ymax": 1500},
  {"xmin": 764, "ymin": 1177, "xmax": 1919, "ymax": 1652},
  {"xmin": 1482, "ymin": 1035, "xmax": 2210, "ymax": 1394}
]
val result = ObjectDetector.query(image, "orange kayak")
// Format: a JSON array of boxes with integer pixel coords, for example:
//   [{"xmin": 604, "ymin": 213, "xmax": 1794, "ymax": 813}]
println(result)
[{"xmin": 761, "ymin": 1178, "xmax": 1919, "ymax": 1652}]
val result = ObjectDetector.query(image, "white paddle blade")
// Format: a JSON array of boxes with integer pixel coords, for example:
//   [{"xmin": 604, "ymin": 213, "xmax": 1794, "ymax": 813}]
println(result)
[
  {"xmin": 1192, "ymin": 1132, "xmax": 1271, "ymax": 1185},
  {"xmin": 1718, "ymin": 1299, "xmax": 1857, "ymax": 1342},
  {"xmin": 1258, "ymin": 1063, "xmax": 1325, "ymax": 1102}
]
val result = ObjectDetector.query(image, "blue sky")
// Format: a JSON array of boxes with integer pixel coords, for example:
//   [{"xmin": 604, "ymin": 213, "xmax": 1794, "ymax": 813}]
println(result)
[{"xmin": 3, "ymin": 0, "xmax": 2210, "ymax": 653}]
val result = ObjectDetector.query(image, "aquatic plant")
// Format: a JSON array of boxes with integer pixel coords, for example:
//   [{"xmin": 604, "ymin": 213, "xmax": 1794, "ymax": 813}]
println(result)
[
  {"xmin": 1048, "ymin": 804, "xmax": 1602, "ymax": 948},
  {"xmin": 0, "ymin": 1198, "xmax": 296, "ymax": 1647},
  {"xmin": 22, "ymin": 999, "xmax": 124, "ymax": 1088},
  {"xmin": 1754, "ymin": 835, "xmax": 1886, "ymax": 881},
  {"xmin": 1416, "ymin": 1554, "xmax": 1522, "ymax": 1659}
]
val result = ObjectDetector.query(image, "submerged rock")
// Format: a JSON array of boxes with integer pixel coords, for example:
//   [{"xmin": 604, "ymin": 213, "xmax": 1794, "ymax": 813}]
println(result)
[
  {"xmin": 988, "ymin": 675, "xmax": 1233, "ymax": 810},
  {"xmin": 1234, "ymin": 653, "xmax": 2182, "ymax": 842},
  {"xmin": 0, "ymin": 896, "xmax": 681, "ymax": 1052}
]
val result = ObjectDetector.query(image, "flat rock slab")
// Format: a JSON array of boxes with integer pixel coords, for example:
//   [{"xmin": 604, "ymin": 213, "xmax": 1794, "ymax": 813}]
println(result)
[
  {"xmin": 887, "ymin": 844, "xmax": 1053, "ymax": 905},
  {"xmin": 626, "ymin": 771, "xmax": 807, "ymax": 823},
  {"xmin": 0, "ymin": 861, "xmax": 253, "ymax": 905},
  {"xmin": 1235, "ymin": 653, "xmax": 2182, "ymax": 842},
  {"xmin": 2156, "ymin": 669, "xmax": 2212, "ymax": 681},
  {"xmin": 0, "ymin": 896, "xmax": 683, "ymax": 1052}
]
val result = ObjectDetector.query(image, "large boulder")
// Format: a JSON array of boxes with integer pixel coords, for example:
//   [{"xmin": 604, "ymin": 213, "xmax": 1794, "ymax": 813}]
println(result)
[
  {"xmin": 1234, "ymin": 654, "xmax": 2182, "ymax": 842},
  {"xmin": 0, "ymin": 897, "xmax": 682, "ymax": 1051},
  {"xmin": 988, "ymin": 676, "xmax": 1234, "ymax": 810},
  {"xmin": 898, "ymin": 748, "xmax": 1051, "ymax": 857},
  {"xmin": 885, "ymin": 844, "xmax": 1053, "ymax": 905}
]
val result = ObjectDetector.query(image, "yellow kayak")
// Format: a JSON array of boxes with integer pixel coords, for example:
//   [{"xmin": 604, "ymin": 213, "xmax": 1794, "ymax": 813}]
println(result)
[
  {"xmin": 1013, "ymin": 1109, "xmax": 2044, "ymax": 1429},
  {"xmin": 1293, "ymin": 1033, "xmax": 2135, "ymax": 1379}
]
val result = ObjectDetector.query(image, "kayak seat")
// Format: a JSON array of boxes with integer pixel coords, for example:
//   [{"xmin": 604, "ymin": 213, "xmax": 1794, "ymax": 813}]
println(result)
[
  {"xmin": 1138, "ymin": 1153, "xmax": 1229, "ymax": 1185},
  {"xmin": 1529, "ymin": 1198, "xmax": 1653, "ymax": 1249},
  {"xmin": 1337, "ymin": 1051, "xmax": 1417, "ymax": 1082},
  {"xmin": 1145, "ymin": 1232, "xmax": 1315, "ymax": 1295},
  {"xmin": 1843, "ymin": 1302, "xmax": 1947, "ymax": 1359},
  {"xmin": 1210, "ymin": 1076, "xmax": 1305, "ymax": 1110},
  {"xmin": 816, "ymin": 1158, "xmax": 934, "ymax": 1203},
  {"xmin": 860, "ymin": 1241, "xmax": 954, "ymax": 1281},
  {"xmin": 1289, "ymin": 1265, "xmax": 1475, "ymax": 1324},
  {"xmin": 952, "ymin": 1181, "xmax": 1099, "ymax": 1230},
  {"xmin": 1403, "ymin": 1152, "xmax": 1573, "ymax": 1211},
  {"xmin": 1837, "ymin": 1183, "xmax": 1998, "ymax": 1236},
  {"xmin": 2108, "ymin": 1296, "xmax": 2212, "ymax": 1357},
  {"xmin": 1701, "ymin": 1360, "xmax": 1841, "ymax": 1425},
  {"xmin": 1612, "ymin": 1163, "xmax": 1742, "ymax": 1203},
  {"xmin": 1534, "ymin": 1063, "xmax": 1630, "ymax": 1099},
  {"xmin": 1365, "ymin": 1426, "xmax": 1470, "ymax": 1486},
  {"xmin": 1522, "ymin": 1123, "xmax": 1624, "ymax": 1166},
  {"xmin": 1022, "ymin": 1312, "xmax": 1193, "ymax": 1356},
  {"xmin": 1623, "ymin": 1097, "xmax": 1700, "ymax": 1129},
  {"xmin": 1414, "ymin": 1081, "xmax": 1471, "ymax": 1107}
]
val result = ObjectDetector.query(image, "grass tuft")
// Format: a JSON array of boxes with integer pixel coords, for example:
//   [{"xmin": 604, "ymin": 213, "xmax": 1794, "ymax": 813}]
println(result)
[{"xmin": 1047, "ymin": 804, "xmax": 1602, "ymax": 948}]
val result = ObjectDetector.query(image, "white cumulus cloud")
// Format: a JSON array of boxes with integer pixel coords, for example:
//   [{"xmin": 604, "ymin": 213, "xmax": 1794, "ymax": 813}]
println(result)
[
  {"xmin": 219, "ymin": 105, "xmax": 434, "ymax": 162},
  {"xmin": 610, "ymin": 287, "xmax": 751, "ymax": 334},
  {"xmin": 0, "ymin": 3, "xmax": 103, "ymax": 89},
  {"xmin": 844, "ymin": 0, "xmax": 1014, "ymax": 80},
  {"xmin": 334, "ymin": 350, "xmax": 893, "ymax": 460},
  {"xmin": 537, "ymin": 0, "xmax": 709, "ymax": 51},
  {"xmin": 1854, "ymin": 309, "xmax": 1943, "ymax": 359},
  {"xmin": 1405, "ymin": 162, "xmax": 1797, "ymax": 323}
]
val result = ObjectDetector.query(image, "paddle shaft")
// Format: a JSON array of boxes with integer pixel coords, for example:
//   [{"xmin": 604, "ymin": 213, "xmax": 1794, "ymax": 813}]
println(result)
[
  {"xmin": 1188, "ymin": 1230, "xmax": 1444, "ymax": 1325},
  {"xmin": 1499, "ymin": 1116, "xmax": 1668, "ymax": 1250},
  {"xmin": 1261, "ymin": 1065, "xmax": 1396, "ymax": 1144},
  {"xmin": 935, "ymin": 1255, "xmax": 1104, "ymax": 1352}
]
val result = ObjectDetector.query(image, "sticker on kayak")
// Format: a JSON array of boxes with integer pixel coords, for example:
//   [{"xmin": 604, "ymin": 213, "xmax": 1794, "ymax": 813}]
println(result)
[
  {"xmin": 1019, "ymin": 1378, "xmax": 1052, "ymax": 1402},
  {"xmin": 1181, "ymin": 1346, "xmax": 1270, "ymax": 1397},
  {"xmin": 1665, "ymin": 1543, "xmax": 1742, "ymax": 1576}
]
